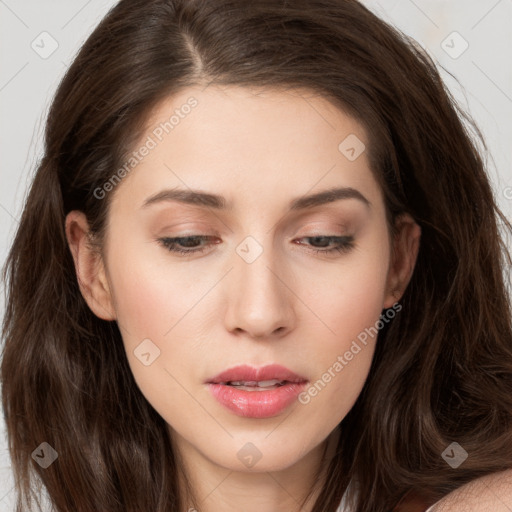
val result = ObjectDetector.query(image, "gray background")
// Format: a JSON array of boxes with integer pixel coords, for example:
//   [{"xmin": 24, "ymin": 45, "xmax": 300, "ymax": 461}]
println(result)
[{"xmin": 1, "ymin": 0, "xmax": 511, "ymax": 509}]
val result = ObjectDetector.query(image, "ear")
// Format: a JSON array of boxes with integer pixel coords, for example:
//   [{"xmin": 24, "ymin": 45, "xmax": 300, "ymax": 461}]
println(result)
[
  {"xmin": 65, "ymin": 210, "xmax": 116, "ymax": 321},
  {"xmin": 383, "ymin": 213, "xmax": 421, "ymax": 309}
]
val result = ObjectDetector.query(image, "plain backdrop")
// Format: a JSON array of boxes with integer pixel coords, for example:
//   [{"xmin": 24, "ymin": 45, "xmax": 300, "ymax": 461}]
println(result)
[{"xmin": 1, "ymin": 0, "xmax": 511, "ymax": 509}]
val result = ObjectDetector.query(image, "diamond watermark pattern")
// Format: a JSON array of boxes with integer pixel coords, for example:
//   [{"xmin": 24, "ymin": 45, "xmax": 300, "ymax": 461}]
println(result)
[
  {"xmin": 441, "ymin": 442, "xmax": 468, "ymax": 468},
  {"xmin": 338, "ymin": 134, "xmax": 366, "ymax": 161},
  {"xmin": 31, "ymin": 442, "xmax": 58, "ymax": 469},
  {"xmin": 441, "ymin": 31, "xmax": 469, "ymax": 59},
  {"xmin": 237, "ymin": 442, "xmax": 263, "ymax": 468},
  {"xmin": 134, "ymin": 338, "xmax": 161, "ymax": 366},
  {"xmin": 236, "ymin": 236, "xmax": 264, "ymax": 264},
  {"xmin": 31, "ymin": 32, "xmax": 59, "ymax": 59}
]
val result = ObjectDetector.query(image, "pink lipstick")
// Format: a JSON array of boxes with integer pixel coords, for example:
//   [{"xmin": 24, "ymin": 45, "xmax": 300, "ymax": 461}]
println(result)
[{"xmin": 206, "ymin": 364, "xmax": 308, "ymax": 418}]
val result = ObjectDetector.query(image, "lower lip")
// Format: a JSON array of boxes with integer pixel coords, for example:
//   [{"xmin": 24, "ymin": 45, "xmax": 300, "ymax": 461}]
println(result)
[{"xmin": 207, "ymin": 382, "xmax": 308, "ymax": 418}]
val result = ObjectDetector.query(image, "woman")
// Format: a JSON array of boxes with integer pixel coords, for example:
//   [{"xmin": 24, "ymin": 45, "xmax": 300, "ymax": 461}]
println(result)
[{"xmin": 2, "ymin": 1, "xmax": 512, "ymax": 511}]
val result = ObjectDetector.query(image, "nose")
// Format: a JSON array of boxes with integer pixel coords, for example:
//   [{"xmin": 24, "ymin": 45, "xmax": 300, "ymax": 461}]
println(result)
[{"xmin": 223, "ymin": 239, "xmax": 296, "ymax": 340}]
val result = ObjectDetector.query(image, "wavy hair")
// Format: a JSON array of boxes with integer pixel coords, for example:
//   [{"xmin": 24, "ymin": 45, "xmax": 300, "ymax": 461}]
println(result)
[{"xmin": 2, "ymin": 0, "xmax": 512, "ymax": 511}]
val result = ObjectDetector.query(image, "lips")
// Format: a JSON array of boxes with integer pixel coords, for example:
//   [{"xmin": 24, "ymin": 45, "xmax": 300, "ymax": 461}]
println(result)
[
  {"xmin": 206, "ymin": 364, "xmax": 308, "ymax": 385},
  {"xmin": 205, "ymin": 364, "xmax": 309, "ymax": 418}
]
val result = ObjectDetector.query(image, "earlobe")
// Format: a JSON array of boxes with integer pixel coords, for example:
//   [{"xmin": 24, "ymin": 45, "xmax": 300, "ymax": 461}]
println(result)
[
  {"xmin": 383, "ymin": 213, "xmax": 421, "ymax": 309},
  {"xmin": 65, "ymin": 211, "xmax": 116, "ymax": 321}
]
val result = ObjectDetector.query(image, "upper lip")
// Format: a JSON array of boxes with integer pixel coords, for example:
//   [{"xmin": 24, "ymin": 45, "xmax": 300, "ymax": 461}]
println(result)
[{"xmin": 206, "ymin": 364, "xmax": 308, "ymax": 384}]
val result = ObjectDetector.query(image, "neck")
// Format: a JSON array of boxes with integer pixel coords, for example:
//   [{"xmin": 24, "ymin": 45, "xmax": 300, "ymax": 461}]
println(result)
[{"xmin": 172, "ymin": 425, "xmax": 341, "ymax": 512}]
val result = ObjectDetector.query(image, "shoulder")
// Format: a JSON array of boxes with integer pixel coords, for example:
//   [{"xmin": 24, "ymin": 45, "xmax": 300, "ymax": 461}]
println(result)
[
  {"xmin": 425, "ymin": 469, "xmax": 512, "ymax": 512},
  {"xmin": 342, "ymin": 470, "xmax": 512, "ymax": 511}
]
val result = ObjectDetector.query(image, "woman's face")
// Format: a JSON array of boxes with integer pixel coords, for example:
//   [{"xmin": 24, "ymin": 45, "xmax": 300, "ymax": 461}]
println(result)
[{"xmin": 68, "ymin": 85, "xmax": 419, "ymax": 475}]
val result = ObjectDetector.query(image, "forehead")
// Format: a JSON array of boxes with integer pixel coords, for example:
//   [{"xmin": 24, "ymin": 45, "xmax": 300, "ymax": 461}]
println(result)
[
  {"xmin": 143, "ymin": 84, "xmax": 364, "ymax": 153},
  {"xmin": 108, "ymin": 85, "xmax": 383, "ymax": 215}
]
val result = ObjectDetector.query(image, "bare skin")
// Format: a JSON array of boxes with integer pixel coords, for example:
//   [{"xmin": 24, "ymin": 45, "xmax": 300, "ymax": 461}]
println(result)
[{"xmin": 429, "ymin": 469, "xmax": 512, "ymax": 511}]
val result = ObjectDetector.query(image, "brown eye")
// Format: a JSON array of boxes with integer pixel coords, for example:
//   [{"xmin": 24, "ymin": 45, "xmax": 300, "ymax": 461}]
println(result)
[
  {"xmin": 157, "ymin": 235, "xmax": 217, "ymax": 255},
  {"xmin": 294, "ymin": 235, "xmax": 355, "ymax": 255}
]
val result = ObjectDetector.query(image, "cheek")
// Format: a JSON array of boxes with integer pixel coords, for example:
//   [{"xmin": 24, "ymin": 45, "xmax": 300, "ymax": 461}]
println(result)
[
  {"xmin": 110, "ymin": 270, "xmax": 171, "ymax": 340},
  {"xmin": 294, "ymin": 246, "xmax": 390, "ymax": 418},
  {"xmin": 308, "ymin": 243, "xmax": 390, "ymax": 345},
  {"xmin": 106, "ymin": 243, "xmax": 202, "ymax": 337},
  {"xmin": 105, "ymin": 242, "xmax": 219, "ymax": 387},
  {"xmin": 106, "ymin": 249, "xmax": 207, "ymax": 422}
]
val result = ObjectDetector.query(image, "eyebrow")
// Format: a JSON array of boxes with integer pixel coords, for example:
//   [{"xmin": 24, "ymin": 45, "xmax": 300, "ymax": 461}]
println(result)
[{"xmin": 141, "ymin": 186, "xmax": 371, "ymax": 211}]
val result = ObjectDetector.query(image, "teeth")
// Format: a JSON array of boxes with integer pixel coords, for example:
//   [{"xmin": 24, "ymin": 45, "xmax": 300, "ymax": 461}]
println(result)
[
  {"xmin": 228, "ymin": 379, "xmax": 285, "ymax": 387},
  {"xmin": 257, "ymin": 379, "xmax": 284, "ymax": 387}
]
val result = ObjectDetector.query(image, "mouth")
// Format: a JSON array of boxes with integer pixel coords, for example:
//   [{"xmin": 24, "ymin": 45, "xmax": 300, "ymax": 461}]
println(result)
[
  {"xmin": 206, "ymin": 363, "xmax": 308, "ymax": 386},
  {"xmin": 205, "ymin": 364, "xmax": 309, "ymax": 418},
  {"xmin": 219, "ymin": 379, "xmax": 296, "ymax": 391}
]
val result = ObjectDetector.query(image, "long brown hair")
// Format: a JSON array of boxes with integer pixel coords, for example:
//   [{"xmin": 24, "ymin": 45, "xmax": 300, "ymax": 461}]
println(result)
[{"xmin": 2, "ymin": 1, "xmax": 512, "ymax": 511}]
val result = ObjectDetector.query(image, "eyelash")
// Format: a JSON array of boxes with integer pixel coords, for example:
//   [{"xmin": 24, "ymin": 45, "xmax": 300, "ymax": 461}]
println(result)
[{"xmin": 156, "ymin": 235, "xmax": 355, "ymax": 256}]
